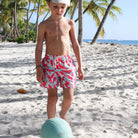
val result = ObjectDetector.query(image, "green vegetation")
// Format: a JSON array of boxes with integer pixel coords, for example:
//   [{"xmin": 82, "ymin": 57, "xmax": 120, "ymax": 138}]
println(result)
[{"xmin": 0, "ymin": 0, "xmax": 121, "ymax": 44}]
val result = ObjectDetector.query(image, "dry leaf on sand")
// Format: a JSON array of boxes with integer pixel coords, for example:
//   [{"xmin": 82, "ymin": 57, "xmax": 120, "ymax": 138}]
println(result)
[{"xmin": 17, "ymin": 88, "xmax": 28, "ymax": 94}]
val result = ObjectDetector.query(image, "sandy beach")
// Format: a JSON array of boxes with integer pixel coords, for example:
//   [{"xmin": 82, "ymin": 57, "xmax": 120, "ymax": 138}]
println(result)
[{"xmin": 0, "ymin": 42, "xmax": 138, "ymax": 138}]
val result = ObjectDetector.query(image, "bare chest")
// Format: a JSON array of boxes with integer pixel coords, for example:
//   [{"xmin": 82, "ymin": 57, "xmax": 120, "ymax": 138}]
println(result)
[{"xmin": 46, "ymin": 21, "xmax": 71, "ymax": 37}]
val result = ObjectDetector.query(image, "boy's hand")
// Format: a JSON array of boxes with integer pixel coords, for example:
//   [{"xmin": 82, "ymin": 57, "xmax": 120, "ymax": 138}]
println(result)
[
  {"xmin": 36, "ymin": 68, "xmax": 45, "ymax": 84},
  {"xmin": 78, "ymin": 67, "xmax": 84, "ymax": 80}
]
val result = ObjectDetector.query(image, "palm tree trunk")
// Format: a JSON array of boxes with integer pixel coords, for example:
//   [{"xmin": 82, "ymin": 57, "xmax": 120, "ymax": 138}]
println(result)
[
  {"xmin": 78, "ymin": 0, "xmax": 83, "ymax": 45},
  {"xmin": 75, "ymin": 2, "xmax": 89, "ymax": 22},
  {"xmin": 91, "ymin": 0, "xmax": 116, "ymax": 45},
  {"xmin": 29, "ymin": 5, "xmax": 36, "ymax": 21},
  {"xmin": 26, "ymin": 0, "xmax": 31, "ymax": 43},
  {"xmin": 64, "ymin": 7, "xmax": 70, "ymax": 17},
  {"xmin": 70, "ymin": 0, "xmax": 79, "ymax": 19},
  {"xmin": 34, "ymin": 0, "xmax": 41, "ymax": 42},
  {"xmin": 10, "ymin": 11, "xmax": 14, "ymax": 39},
  {"xmin": 43, "ymin": 10, "xmax": 50, "ymax": 21},
  {"xmin": 14, "ymin": 0, "xmax": 20, "ymax": 39}
]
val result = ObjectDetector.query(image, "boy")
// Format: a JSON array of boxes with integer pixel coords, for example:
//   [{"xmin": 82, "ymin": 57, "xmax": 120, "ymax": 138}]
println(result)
[{"xmin": 35, "ymin": 0, "xmax": 84, "ymax": 125}]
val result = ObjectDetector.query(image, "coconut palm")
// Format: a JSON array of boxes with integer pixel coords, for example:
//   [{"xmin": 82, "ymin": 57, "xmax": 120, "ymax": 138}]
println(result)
[
  {"xmin": 10, "ymin": 0, "xmax": 27, "ymax": 39},
  {"xmin": 0, "ymin": 0, "xmax": 27, "ymax": 40},
  {"xmin": 78, "ymin": 0, "xmax": 83, "ymax": 45},
  {"xmin": 35, "ymin": 0, "xmax": 41, "ymax": 42},
  {"xmin": 70, "ymin": 0, "xmax": 79, "ymax": 19},
  {"xmin": 26, "ymin": 0, "xmax": 31, "ymax": 42},
  {"xmin": 30, "ymin": 0, "xmax": 48, "ymax": 42},
  {"xmin": 91, "ymin": 0, "xmax": 117, "ymax": 44},
  {"xmin": 0, "ymin": 0, "xmax": 12, "ymax": 40},
  {"xmin": 74, "ymin": 0, "xmax": 121, "ymax": 38},
  {"xmin": 0, "ymin": 0, "xmax": 121, "ymax": 43},
  {"xmin": 14, "ymin": 0, "xmax": 20, "ymax": 38}
]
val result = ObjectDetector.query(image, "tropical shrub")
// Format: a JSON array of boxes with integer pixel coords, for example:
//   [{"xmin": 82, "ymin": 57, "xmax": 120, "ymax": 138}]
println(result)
[
  {"xmin": 28, "ymin": 30, "xmax": 36, "ymax": 42},
  {"xmin": 7, "ymin": 37, "xmax": 15, "ymax": 42},
  {"xmin": 16, "ymin": 35, "xmax": 26, "ymax": 43}
]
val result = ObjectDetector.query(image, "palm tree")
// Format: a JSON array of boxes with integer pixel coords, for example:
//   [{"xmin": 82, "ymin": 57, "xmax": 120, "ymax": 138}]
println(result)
[
  {"xmin": 14, "ymin": 0, "xmax": 20, "ymax": 38},
  {"xmin": 26, "ymin": 0, "xmax": 31, "ymax": 43},
  {"xmin": 0, "ymin": 0, "xmax": 27, "ymax": 40},
  {"xmin": 14, "ymin": 0, "xmax": 27, "ymax": 39},
  {"xmin": 70, "ymin": 0, "xmax": 79, "ymax": 19},
  {"xmin": 0, "ymin": 0, "xmax": 121, "ymax": 43},
  {"xmin": 42, "ymin": 9, "xmax": 50, "ymax": 21},
  {"xmin": 91, "ymin": 0, "xmax": 116, "ymax": 44},
  {"xmin": 78, "ymin": 0, "xmax": 83, "ymax": 45},
  {"xmin": 74, "ymin": 0, "xmax": 121, "ymax": 38},
  {"xmin": 0, "ymin": 0, "xmax": 12, "ymax": 41},
  {"xmin": 35, "ymin": 0, "xmax": 41, "ymax": 42},
  {"xmin": 31, "ymin": 0, "xmax": 48, "ymax": 42}
]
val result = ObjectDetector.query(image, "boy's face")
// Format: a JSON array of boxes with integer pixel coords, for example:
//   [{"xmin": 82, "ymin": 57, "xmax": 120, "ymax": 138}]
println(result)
[{"xmin": 48, "ymin": 1, "xmax": 67, "ymax": 18}]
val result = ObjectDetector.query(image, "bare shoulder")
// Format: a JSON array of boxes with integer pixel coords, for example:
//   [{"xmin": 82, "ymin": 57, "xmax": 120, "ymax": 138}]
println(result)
[
  {"xmin": 68, "ymin": 19, "xmax": 77, "ymax": 43},
  {"xmin": 67, "ymin": 19, "xmax": 75, "ymax": 30},
  {"xmin": 64, "ymin": 20, "xmax": 75, "ymax": 33},
  {"xmin": 38, "ymin": 18, "xmax": 51, "ymax": 30},
  {"xmin": 39, "ymin": 21, "xmax": 45, "ymax": 27},
  {"xmin": 66, "ymin": 19, "xmax": 75, "ymax": 26},
  {"xmin": 38, "ymin": 22, "xmax": 45, "ymax": 34},
  {"xmin": 43, "ymin": 17, "xmax": 51, "ymax": 24}
]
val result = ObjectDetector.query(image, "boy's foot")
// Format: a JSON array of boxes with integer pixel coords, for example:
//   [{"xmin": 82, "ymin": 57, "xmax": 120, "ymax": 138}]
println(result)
[{"xmin": 59, "ymin": 112, "xmax": 72, "ymax": 127}]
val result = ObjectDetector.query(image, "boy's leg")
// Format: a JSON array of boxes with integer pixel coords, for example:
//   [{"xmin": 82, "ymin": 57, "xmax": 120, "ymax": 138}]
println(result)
[
  {"xmin": 47, "ymin": 88, "xmax": 58, "ymax": 119},
  {"xmin": 60, "ymin": 88, "xmax": 74, "ymax": 123}
]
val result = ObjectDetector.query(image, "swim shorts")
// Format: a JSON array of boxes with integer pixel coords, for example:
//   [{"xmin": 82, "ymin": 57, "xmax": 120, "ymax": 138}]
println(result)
[{"xmin": 41, "ymin": 54, "xmax": 76, "ymax": 89}]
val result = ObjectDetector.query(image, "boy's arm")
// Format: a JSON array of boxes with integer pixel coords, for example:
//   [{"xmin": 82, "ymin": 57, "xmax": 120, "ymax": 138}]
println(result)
[
  {"xmin": 35, "ymin": 22, "xmax": 45, "ymax": 83},
  {"xmin": 35, "ymin": 22, "xmax": 45, "ymax": 66},
  {"xmin": 69, "ymin": 20, "xmax": 84, "ymax": 80}
]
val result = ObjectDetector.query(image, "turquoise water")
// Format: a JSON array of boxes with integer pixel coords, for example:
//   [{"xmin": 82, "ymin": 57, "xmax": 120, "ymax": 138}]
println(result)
[{"xmin": 83, "ymin": 39, "xmax": 138, "ymax": 45}]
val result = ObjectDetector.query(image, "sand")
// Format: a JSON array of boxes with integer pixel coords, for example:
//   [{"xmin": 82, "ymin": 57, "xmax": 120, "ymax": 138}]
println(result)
[{"xmin": 0, "ymin": 42, "xmax": 138, "ymax": 138}]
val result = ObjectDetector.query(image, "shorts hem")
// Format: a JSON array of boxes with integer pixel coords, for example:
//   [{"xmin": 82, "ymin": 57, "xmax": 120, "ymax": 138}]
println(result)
[{"xmin": 41, "ymin": 84, "xmax": 76, "ymax": 89}]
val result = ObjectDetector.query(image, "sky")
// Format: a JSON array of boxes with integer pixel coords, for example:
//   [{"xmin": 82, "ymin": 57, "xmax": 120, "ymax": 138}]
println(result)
[
  {"xmin": 30, "ymin": 0, "xmax": 138, "ymax": 40},
  {"xmin": 82, "ymin": 0, "xmax": 138, "ymax": 40}
]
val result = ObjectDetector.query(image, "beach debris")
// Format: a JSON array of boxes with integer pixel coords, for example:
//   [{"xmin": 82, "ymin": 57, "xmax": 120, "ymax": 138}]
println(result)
[
  {"xmin": 103, "ymin": 130, "xmax": 107, "ymax": 133},
  {"xmin": 110, "ymin": 43, "xmax": 116, "ymax": 46},
  {"xmin": 133, "ymin": 128, "xmax": 138, "ymax": 134},
  {"xmin": 2, "ymin": 111, "xmax": 8, "ymax": 114},
  {"xmin": 83, "ymin": 67, "xmax": 88, "ymax": 71},
  {"xmin": 17, "ymin": 88, "xmax": 28, "ymax": 94}
]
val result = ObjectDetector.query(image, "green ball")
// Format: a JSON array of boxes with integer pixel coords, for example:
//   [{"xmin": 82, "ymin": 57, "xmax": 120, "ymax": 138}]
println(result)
[{"xmin": 41, "ymin": 118, "xmax": 72, "ymax": 138}]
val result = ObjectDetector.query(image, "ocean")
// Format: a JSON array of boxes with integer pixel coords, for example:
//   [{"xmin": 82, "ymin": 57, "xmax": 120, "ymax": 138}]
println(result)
[{"xmin": 83, "ymin": 39, "xmax": 138, "ymax": 45}]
